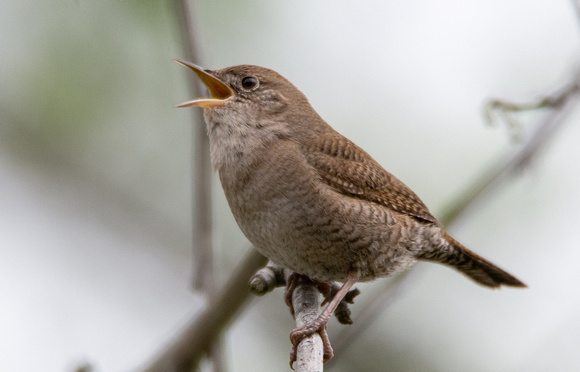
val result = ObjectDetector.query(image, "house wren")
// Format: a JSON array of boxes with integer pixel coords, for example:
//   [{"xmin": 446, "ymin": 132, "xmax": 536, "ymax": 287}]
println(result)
[{"xmin": 174, "ymin": 59, "xmax": 526, "ymax": 362}]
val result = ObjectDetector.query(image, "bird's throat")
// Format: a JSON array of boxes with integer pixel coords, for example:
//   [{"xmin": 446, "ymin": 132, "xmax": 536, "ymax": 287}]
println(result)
[{"xmin": 205, "ymin": 116, "xmax": 262, "ymax": 172}]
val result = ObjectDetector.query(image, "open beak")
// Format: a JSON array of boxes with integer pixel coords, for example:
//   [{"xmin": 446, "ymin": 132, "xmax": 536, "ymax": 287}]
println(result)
[{"xmin": 173, "ymin": 59, "xmax": 234, "ymax": 108}]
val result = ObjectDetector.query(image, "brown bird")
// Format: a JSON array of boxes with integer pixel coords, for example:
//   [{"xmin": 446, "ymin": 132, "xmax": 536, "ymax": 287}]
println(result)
[{"xmin": 174, "ymin": 59, "xmax": 526, "ymax": 363}]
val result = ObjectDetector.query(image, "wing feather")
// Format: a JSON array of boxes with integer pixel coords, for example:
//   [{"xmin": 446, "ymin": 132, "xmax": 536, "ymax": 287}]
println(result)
[{"xmin": 304, "ymin": 133, "xmax": 438, "ymax": 225}]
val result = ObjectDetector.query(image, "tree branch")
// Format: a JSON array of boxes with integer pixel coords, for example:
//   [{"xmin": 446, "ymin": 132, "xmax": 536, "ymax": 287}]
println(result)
[
  {"xmin": 440, "ymin": 78, "xmax": 579, "ymax": 227},
  {"xmin": 174, "ymin": 0, "xmax": 212, "ymax": 296},
  {"xmin": 173, "ymin": 0, "xmax": 226, "ymax": 369},
  {"xmin": 292, "ymin": 280, "xmax": 324, "ymax": 372},
  {"xmin": 140, "ymin": 248, "xmax": 267, "ymax": 372},
  {"xmin": 249, "ymin": 260, "xmax": 289, "ymax": 296}
]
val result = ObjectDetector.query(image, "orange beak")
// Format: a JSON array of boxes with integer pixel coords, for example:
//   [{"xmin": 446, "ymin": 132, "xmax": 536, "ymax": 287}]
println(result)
[{"xmin": 174, "ymin": 59, "xmax": 234, "ymax": 108}]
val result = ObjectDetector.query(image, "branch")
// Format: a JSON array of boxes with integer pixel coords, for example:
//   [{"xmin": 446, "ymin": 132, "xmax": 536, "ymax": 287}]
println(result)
[
  {"xmin": 249, "ymin": 260, "xmax": 289, "ymax": 296},
  {"xmin": 250, "ymin": 263, "xmax": 332, "ymax": 370},
  {"xmin": 140, "ymin": 248, "xmax": 267, "ymax": 372},
  {"xmin": 292, "ymin": 280, "xmax": 324, "ymax": 372},
  {"xmin": 440, "ymin": 78, "xmax": 579, "ymax": 226},
  {"xmin": 174, "ymin": 0, "xmax": 212, "ymax": 296},
  {"xmin": 174, "ymin": 0, "xmax": 225, "ymax": 369}
]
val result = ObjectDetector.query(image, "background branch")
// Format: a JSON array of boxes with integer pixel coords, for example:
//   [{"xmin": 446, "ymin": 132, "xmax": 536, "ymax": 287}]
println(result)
[
  {"xmin": 174, "ymin": 0, "xmax": 212, "ymax": 298},
  {"xmin": 440, "ymin": 77, "xmax": 579, "ymax": 226},
  {"xmin": 141, "ymin": 248, "xmax": 267, "ymax": 372},
  {"xmin": 174, "ymin": 0, "xmax": 222, "ymax": 369}
]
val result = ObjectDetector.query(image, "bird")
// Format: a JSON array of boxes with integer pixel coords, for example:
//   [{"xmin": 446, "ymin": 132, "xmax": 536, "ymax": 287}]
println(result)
[{"xmin": 174, "ymin": 59, "xmax": 526, "ymax": 363}]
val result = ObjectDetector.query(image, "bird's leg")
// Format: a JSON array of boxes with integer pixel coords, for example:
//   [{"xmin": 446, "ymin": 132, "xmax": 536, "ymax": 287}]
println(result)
[
  {"xmin": 284, "ymin": 272, "xmax": 301, "ymax": 317},
  {"xmin": 327, "ymin": 283, "xmax": 361, "ymax": 325},
  {"xmin": 289, "ymin": 271, "xmax": 359, "ymax": 363}
]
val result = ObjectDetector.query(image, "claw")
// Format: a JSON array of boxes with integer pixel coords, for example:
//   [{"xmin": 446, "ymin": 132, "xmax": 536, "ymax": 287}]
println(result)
[{"xmin": 289, "ymin": 321, "xmax": 334, "ymax": 366}]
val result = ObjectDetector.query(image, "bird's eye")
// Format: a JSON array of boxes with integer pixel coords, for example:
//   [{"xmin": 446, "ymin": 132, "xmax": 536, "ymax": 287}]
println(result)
[{"xmin": 241, "ymin": 76, "xmax": 258, "ymax": 90}]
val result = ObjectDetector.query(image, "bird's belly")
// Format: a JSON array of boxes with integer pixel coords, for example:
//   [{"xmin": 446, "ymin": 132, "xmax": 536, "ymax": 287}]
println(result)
[{"xmin": 228, "ymin": 183, "xmax": 419, "ymax": 282}]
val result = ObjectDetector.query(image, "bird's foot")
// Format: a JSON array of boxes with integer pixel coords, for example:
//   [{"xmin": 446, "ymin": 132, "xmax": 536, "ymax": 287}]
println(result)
[
  {"xmin": 289, "ymin": 318, "xmax": 334, "ymax": 366},
  {"xmin": 327, "ymin": 284, "xmax": 361, "ymax": 325},
  {"xmin": 287, "ymin": 271, "xmax": 360, "ymax": 367}
]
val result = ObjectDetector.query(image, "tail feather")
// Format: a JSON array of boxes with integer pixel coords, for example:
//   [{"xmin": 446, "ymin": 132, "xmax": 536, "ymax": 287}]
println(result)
[{"xmin": 420, "ymin": 232, "xmax": 527, "ymax": 289}]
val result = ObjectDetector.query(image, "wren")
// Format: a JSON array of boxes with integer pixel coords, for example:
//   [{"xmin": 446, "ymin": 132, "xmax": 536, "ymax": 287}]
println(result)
[{"xmin": 174, "ymin": 59, "xmax": 526, "ymax": 363}]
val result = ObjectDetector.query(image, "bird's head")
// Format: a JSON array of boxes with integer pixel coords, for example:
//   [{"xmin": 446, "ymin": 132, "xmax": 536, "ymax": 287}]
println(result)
[{"xmin": 174, "ymin": 60, "xmax": 321, "ymax": 137}]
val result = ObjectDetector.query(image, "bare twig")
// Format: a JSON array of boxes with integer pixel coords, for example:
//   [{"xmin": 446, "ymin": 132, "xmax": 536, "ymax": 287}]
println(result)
[
  {"xmin": 292, "ymin": 281, "xmax": 325, "ymax": 372},
  {"xmin": 140, "ymin": 248, "xmax": 267, "ymax": 372},
  {"xmin": 250, "ymin": 260, "xmax": 289, "ymax": 296},
  {"xmin": 441, "ymin": 78, "xmax": 579, "ymax": 226},
  {"xmin": 484, "ymin": 81, "xmax": 578, "ymax": 141},
  {"xmin": 174, "ymin": 0, "xmax": 212, "ymax": 296},
  {"xmin": 174, "ymin": 0, "xmax": 222, "ymax": 369}
]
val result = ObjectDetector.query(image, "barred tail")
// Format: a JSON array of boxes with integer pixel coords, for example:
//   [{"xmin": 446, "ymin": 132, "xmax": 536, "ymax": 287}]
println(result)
[{"xmin": 420, "ymin": 232, "xmax": 527, "ymax": 289}]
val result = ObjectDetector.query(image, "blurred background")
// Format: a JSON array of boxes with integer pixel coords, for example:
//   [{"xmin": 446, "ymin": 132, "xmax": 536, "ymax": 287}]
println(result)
[{"xmin": 1, "ymin": 0, "xmax": 579, "ymax": 371}]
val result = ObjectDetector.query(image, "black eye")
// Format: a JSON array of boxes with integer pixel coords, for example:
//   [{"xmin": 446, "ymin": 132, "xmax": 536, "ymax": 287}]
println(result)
[{"xmin": 241, "ymin": 76, "xmax": 258, "ymax": 90}]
